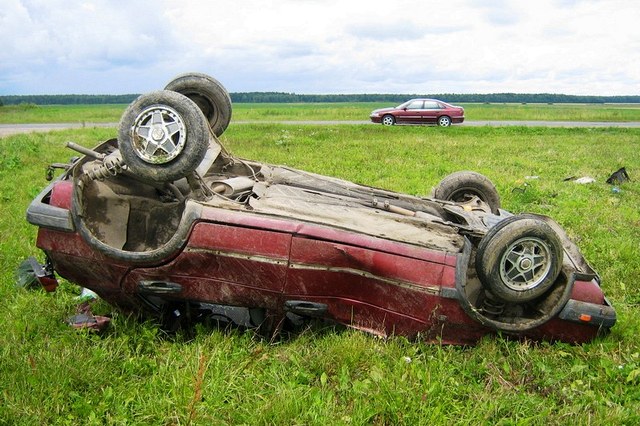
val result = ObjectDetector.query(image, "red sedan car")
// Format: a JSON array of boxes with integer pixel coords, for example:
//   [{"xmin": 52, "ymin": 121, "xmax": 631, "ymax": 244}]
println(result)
[
  {"xmin": 25, "ymin": 73, "xmax": 614, "ymax": 345},
  {"xmin": 370, "ymin": 98, "xmax": 465, "ymax": 127}
]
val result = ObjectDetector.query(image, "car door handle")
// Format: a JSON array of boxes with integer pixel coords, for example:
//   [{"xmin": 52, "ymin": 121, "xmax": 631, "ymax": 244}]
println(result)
[
  {"xmin": 284, "ymin": 300, "xmax": 328, "ymax": 317},
  {"xmin": 138, "ymin": 280, "xmax": 183, "ymax": 294}
]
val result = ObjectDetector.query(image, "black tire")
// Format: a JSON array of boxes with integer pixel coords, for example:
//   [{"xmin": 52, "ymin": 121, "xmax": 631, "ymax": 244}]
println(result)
[
  {"xmin": 165, "ymin": 72, "xmax": 232, "ymax": 137},
  {"xmin": 382, "ymin": 115, "xmax": 395, "ymax": 126},
  {"xmin": 476, "ymin": 215, "xmax": 563, "ymax": 303},
  {"xmin": 118, "ymin": 90, "xmax": 210, "ymax": 182},
  {"xmin": 437, "ymin": 116, "xmax": 452, "ymax": 127},
  {"xmin": 432, "ymin": 171, "xmax": 501, "ymax": 214}
]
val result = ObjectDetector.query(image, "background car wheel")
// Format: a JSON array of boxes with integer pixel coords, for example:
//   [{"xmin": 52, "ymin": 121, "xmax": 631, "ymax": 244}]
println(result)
[
  {"xmin": 165, "ymin": 72, "xmax": 232, "ymax": 137},
  {"xmin": 432, "ymin": 171, "xmax": 501, "ymax": 214},
  {"xmin": 119, "ymin": 90, "xmax": 210, "ymax": 182},
  {"xmin": 475, "ymin": 215, "xmax": 563, "ymax": 303},
  {"xmin": 437, "ymin": 116, "xmax": 452, "ymax": 127},
  {"xmin": 382, "ymin": 115, "xmax": 395, "ymax": 126}
]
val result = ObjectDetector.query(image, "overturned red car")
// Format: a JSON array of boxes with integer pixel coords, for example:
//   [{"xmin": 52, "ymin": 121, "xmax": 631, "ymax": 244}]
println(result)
[{"xmin": 25, "ymin": 73, "xmax": 615, "ymax": 344}]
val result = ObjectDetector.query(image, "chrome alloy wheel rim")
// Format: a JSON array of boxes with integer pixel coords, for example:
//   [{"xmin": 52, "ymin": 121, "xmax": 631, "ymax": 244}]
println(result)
[
  {"xmin": 499, "ymin": 236, "xmax": 552, "ymax": 291},
  {"xmin": 131, "ymin": 105, "xmax": 187, "ymax": 164}
]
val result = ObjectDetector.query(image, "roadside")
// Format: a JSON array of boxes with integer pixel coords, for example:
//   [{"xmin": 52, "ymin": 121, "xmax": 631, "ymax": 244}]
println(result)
[
  {"xmin": 0, "ymin": 122, "xmax": 116, "ymax": 137},
  {"xmin": 3, "ymin": 120, "xmax": 640, "ymax": 138}
]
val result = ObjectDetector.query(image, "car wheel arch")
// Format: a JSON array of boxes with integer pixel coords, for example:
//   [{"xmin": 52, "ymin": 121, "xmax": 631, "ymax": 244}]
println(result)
[
  {"xmin": 437, "ymin": 115, "xmax": 452, "ymax": 127},
  {"xmin": 381, "ymin": 114, "xmax": 396, "ymax": 126},
  {"xmin": 475, "ymin": 215, "xmax": 564, "ymax": 303},
  {"xmin": 453, "ymin": 236, "xmax": 574, "ymax": 333}
]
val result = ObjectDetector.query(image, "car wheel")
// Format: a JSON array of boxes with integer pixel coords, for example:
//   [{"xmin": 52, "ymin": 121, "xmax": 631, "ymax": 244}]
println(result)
[
  {"xmin": 437, "ymin": 116, "xmax": 452, "ymax": 127},
  {"xmin": 476, "ymin": 215, "xmax": 563, "ymax": 303},
  {"xmin": 119, "ymin": 90, "xmax": 210, "ymax": 182},
  {"xmin": 165, "ymin": 72, "xmax": 232, "ymax": 137},
  {"xmin": 432, "ymin": 171, "xmax": 501, "ymax": 214},
  {"xmin": 382, "ymin": 115, "xmax": 395, "ymax": 126}
]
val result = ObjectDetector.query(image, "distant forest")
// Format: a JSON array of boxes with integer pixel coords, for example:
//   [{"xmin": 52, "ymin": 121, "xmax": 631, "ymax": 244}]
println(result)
[{"xmin": 1, "ymin": 92, "xmax": 640, "ymax": 106}]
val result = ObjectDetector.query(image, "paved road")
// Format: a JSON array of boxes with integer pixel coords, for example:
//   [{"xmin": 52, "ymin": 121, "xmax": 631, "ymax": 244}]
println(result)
[
  {"xmin": 0, "ymin": 122, "xmax": 116, "ymax": 137},
  {"xmin": 2, "ymin": 120, "xmax": 640, "ymax": 137}
]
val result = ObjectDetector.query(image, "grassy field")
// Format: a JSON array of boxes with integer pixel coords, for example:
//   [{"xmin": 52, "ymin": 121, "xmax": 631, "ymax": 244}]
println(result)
[
  {"xmin": 1, "ymin": 122, "xmax": 639, "ymax": 424},
  {"xmin": 2, "ymin": 102, "xmax": 640, "ymax": 124}
]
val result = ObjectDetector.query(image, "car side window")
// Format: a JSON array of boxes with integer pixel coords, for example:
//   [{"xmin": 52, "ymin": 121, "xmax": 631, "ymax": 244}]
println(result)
[
  {"xmin": 406, "ymin": 100, "xmax": 424, "ymax": 110},
  {"xmin": 423, "ymin": 101, "xmax": 441, "ymax": 109}
]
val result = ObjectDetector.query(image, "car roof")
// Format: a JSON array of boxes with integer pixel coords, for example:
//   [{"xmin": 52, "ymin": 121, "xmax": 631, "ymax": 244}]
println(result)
[{"xmin": 406, "ymin": 98, "xmax": 443, "ymax": 102}]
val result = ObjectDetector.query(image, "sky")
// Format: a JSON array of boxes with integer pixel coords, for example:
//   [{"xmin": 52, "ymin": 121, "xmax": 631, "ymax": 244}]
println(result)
[{"xmin": 1, "ymin": 0, "xmax": 639, "ymax": 96}]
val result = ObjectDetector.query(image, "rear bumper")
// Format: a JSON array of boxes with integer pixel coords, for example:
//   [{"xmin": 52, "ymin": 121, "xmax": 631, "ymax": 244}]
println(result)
[
  {"xmin": 558, "ymin": 299, "xmax": 616, "ymax": 328},
  {"xmin": 26, "ymin": 180, "xmax": 74, "ymax": 232}
]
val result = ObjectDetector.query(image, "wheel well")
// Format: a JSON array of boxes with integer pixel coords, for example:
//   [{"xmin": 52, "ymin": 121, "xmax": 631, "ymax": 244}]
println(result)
[{"xmin": 455, "ymin": 238, "xmax": 574, "ymax": 333}]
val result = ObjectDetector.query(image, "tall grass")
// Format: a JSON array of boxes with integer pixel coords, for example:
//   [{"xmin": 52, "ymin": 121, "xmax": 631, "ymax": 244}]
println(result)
[{"xmin": 1, "ymin": 125, "xmax": 639, "ymax": 424}]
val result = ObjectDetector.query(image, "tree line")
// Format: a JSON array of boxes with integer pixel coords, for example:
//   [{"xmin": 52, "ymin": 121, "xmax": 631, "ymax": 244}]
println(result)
[
  {"xmin": 231, "ymin": 92, "xmax": 640, "ymax": 104},
  {"xmin": 1, "ymin": 92, "xmax": 640, "ymax": 106}
]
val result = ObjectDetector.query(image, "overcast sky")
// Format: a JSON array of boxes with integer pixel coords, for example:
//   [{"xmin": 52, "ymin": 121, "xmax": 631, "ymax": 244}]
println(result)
[{"xmin": 1, "ymin": 0, "xmax": 639, "ymax": 96}]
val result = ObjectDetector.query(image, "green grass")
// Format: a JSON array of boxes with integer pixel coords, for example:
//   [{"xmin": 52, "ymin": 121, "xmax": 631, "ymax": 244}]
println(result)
[
  {"xmin": 2, "ymin": 102, "xmax": 640, "ymax": 124},
  {"xmin": 0, "ymin": 104, "xmax": 129, "ymax": 124},
  {"xmin": 1, "ymin": 124, "xmax": 639, "ymax": 424}
]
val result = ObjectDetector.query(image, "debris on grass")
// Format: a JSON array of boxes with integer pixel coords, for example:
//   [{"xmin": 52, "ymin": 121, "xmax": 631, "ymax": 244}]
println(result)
[
  {"xmin": 606, "ymin": 167, "xmax": 630, "ymax": 185},
  {"xmin": 75, "ymin": 287, "xmax": 98, "ymax": 302},
  {"xmin": 66, "ymin": 300, "xmax": 110, "ymax": 332},
  {"xmin": 574, "ymin": 177, "xmax": 596, "ymax": 184},
  {"xmin": 14, "ymin": 257, "xmax": 58, "ymax": 292}
]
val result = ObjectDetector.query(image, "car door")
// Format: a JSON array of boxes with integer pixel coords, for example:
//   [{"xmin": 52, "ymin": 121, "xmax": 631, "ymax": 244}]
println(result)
[
  {"xmin": 283, "ymin": 234, "xmax": 451, "ymax": 337},
  {"xmin": 395, "ymin": 100, "xmax": 424, "ymax": 124},
  {"xmin": 420, "ymin": 101, "xmax": 442, "ymax": 124},
  {"xmin": 122, "ymin": 221, "xmax": 292, "ymax": 310}
]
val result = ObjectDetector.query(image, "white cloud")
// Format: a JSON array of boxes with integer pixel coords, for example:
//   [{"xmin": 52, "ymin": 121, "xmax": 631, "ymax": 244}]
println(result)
[
  {"xmin": 1, "ymin": 0, "xmax": 639, "ymax": 95},
  {"xmin": 0, "ymin": 0, "xmax": 187, "ymax": 93}
]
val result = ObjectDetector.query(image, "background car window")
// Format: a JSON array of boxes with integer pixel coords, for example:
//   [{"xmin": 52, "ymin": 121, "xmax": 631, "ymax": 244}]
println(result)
[
  {"xmin": 423, "ymin": 101, "xmax": 441, "ymax": 109},
  {"xmin": 406, "ymin": 100, "xmax": 424, "ymax": 110}
]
